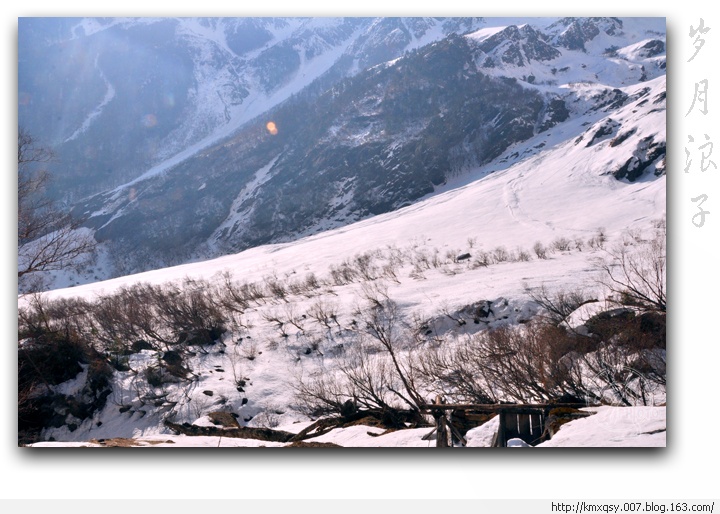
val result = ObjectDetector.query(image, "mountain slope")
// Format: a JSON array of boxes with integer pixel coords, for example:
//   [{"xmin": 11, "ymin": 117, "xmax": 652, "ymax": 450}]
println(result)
[
  {"xmin": 19, "ymin": 17, "xmax": 487, "ymax": 200},
  {"xmin": 21, "ymin": 63, "xmax": 666, "ymax": 446},
  {"xmin": 18, "ymin": 17, "xmax": 666, "ymax": 289}
]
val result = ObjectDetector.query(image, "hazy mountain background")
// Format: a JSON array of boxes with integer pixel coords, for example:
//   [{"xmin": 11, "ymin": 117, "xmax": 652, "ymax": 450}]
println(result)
[{"xmin": 18, "ymin": 17, "xmax": 666, "ymax": 287}]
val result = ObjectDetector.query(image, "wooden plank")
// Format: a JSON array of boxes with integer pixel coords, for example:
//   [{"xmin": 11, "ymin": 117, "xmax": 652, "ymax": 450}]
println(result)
[
  {"xmin": 518, "ymin": 413, "xmax": 531, "ymax": 440},
  {"xmin": 503, "ymin": 412, "xmax": 520, "ymax": 442},
  {"xmin": 419, "ymin": 402, "xmax": 591, "ymax": 411},
  {"xmin": 436, "ymin": 416, "xmax": 449, "ymax": 447},
  {"xmin": 496, "ymin": 411, "xmax": 507, "ymax": 447},
  {"xmin": 447, "ymin": 419, "xmax": 468, "ymax": 447}
]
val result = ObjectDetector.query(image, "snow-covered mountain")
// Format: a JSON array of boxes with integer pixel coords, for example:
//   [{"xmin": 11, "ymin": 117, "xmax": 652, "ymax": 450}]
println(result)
[
  {"xmin": 19, "ymin": 17, "xmax": 484, "ymax": 198},
  {"xmin": 19, "ymin": 17, "xmax": 665, "ymax": 286},
  {"xmin": 18, "ymin": 17, "xmax": 665, "ymax": 447},
  {"xmin": 19, "ymin": 70, "xmax": 665, "ymax": 448}
]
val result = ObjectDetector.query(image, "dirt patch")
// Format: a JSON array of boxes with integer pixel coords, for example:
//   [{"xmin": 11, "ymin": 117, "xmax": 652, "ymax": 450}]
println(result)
[{"xmin": 544, "ymin": 407, "xmax": 594, "ymax": 438}]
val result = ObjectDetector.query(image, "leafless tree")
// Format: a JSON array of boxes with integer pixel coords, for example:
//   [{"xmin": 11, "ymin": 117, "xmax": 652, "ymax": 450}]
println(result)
[{"xmin": 18, "ymin": 128, "xmax": 95, "ymax": 286}]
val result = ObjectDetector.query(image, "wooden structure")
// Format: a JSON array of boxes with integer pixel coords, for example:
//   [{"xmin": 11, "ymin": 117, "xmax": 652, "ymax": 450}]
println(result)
[{"xmin": 420, "ymin": 400, "xmax": 591, "ymax": 447}]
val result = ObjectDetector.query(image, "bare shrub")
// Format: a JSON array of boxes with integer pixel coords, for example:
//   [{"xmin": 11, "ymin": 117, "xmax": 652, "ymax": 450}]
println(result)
[
  {"xmin": 148, "ymin": 278, "xmax": 226, "ymax": 344},
  {"xmin": 218, "ymin": 272, "xmax": 267, "ymax": 311},
  {"xmin": 414, "ymin": 341, "xmax": 496, "ymax": 404},
  {"xmin": 264, "ymin": 274, "xmax": 288, "ymax": 303},
  {"xmin": 588, "ymin": 227, "xmax": 607, "ymax": 250},
  {"xmin": 351, "ymin": 298, "xmax": 425, "ymax": 410},
  {"xmin": 622, "ymin": 228, "xmax": 644, "ymax": 246},
  {"xmin": 19, "ymin": 294, "xmax": 93, "ymax": 346},
  {"xmin": 338, "ymin": 344, "xmax": 401, "ymax": 412},
  {"xmin": 294, "ymin": 369, "xmax": 349, "ymax": 416},
  {"xmin": 409, "ymin": 248, "xmax": 432, "ymax": 271},
  {"xmin": 307, "ymin": 298, "xmax": 340, "ymax": 330},
  {"xmin": 471, "ymin": 251, "xmax": 491, "ymax": 268},
  {"xmin": 226, "ymin": 343, "xmax": 247, "ymax": 389},
  {"xmin": 413, "ymin": 313, "xmax": 659, "ymax": 407},
  {"xmin": 440, "ymin": 323, "xmax": 586, "ymax": 403},
  {"xmin": 594, "ymin": 231, "xmax": 665, "ymax": 313},
  {"xmin": 579, "ymin": 308, "xmax": 666, "ymax": 403},
  {"xmin": 287, "ymin": 276, "xmax": 306, "ymax": 297},
  {"xmin": 525, "ymin": 284, "xmax": 595, "ymax": 326},
  {"xmin": 358, "ymin": 281, "xmax": 390, "ymax": 309},
  {"xmin": 262, "ymin": 309, "xmax": 289, "ymax": 339},
  {"xmin": 91, "ymin": 284, "xmax": 170, "ymax": 349},
  {"xmin": 18, "ymin": 295, "xmax": 113, "ymax": 442},
  {"xmin": 187, "ymin": 393, "xmax": 214, "ymax": 420},
  {"xmin": 515, "ymin": 247, "xmax": 532, "ymax": 262},
  {"xmin": 282, "ymin": 303, "xmax": 306, "ymax": 333},
  {"xmin": 492, "ymin": 246, "xmax": 510, "ymax": 263},
  {"xmin": 354, "ymin": 252, "xmax": 379, "ymax": 281},
  {"xmin": 295, "ymin": 295, "xmax": 425, "ymax": 420},
  {"xmin": 551, "ymin": 237, "xmax": 572, "ymax": 252},
  {"xmin": 330, "ymin": 260, "xmax": 358, "ymax": 285},
  {"xmin": 380, "ymin": 262, "xmax": 401, "ymax": 284},
  {"xmin": 303, "ymin": 272, "xmax": 322, "ymax": 292},
  {"xmin": 580, "ymin": 342, "xmax": 664, "ymax": 406},
  {"xmin": 533, "ymin": 241, "xmax": 548, "ymax": 259},
  {"xmin": 242, "ymin": 340, "xmax": 259, "ymax": 361},
  {"xmin": 254, "ymin": 402, "xmax": 283, "ymax": 428}
]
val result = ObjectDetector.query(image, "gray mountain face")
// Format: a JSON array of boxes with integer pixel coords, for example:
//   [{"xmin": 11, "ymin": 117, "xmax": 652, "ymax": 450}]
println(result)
[
  {"xmin": 19, "ymin": 17, "xmax": 484, "ymax": 201},
  {"xmin": 18, "ymin": 17, "xmax": 666, "ymax": 280}
]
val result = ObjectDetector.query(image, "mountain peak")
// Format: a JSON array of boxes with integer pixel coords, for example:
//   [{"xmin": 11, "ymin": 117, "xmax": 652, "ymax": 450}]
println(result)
[{"xmin": 474, "ymin": 24, "xmax": 560, "ymax": 67}]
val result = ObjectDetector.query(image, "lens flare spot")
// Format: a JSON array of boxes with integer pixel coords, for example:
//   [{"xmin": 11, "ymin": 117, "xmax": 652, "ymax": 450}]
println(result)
[
  {"xmin": 163, "ymin": 93, "xmax": 175, "ymax": 108},
  {"xmin": 141, "ymin": 114, "xmax": 158, "ymax": 128},
  {"xmin": 19, "ymin": 92, "xmax": 32, "ymax": 106},
  {"xmin": 128, "ymin": 188, "xmax": 137, "ymax": 201},
  {"xmin": 266, "ymin": 121, "xmax": 278, "ymax": 135}
]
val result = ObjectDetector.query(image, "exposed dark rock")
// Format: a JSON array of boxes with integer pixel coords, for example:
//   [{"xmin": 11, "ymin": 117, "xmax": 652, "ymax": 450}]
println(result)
[
  {"xmin": 585, "ymin": 119, "xmax": 620, "ymax": 147},
  {"xmin": 131, "ymin": 340, "xmax": 154, "ymax": 353},
  {"xmin": 208, "ymin": 411, "xmax": 240, "ymax": 428},
  {"xmin": 612, "ymin": 137, "xmax": 666, "ymax": 181},
  {"xmin": 610, "ymin": 128, "xmax": 637, "ymax": 147},
  {"xmin": 162, "ymin": 350, "xmax": 184, "ymax": 366},
  {"xmin": 477, "ymin": 25, "xmax": 561, "ymax": 67},
  {"xmin": 165, "ymin": 420, "xmax": 295, "ymax": 442},
  {"xmin": 639, "ymin": 40, "xmax": 665, "ymax": 58},
  {"xmin": 552, "ymin": 18, "xmax": 623, "ymax": 52}
]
